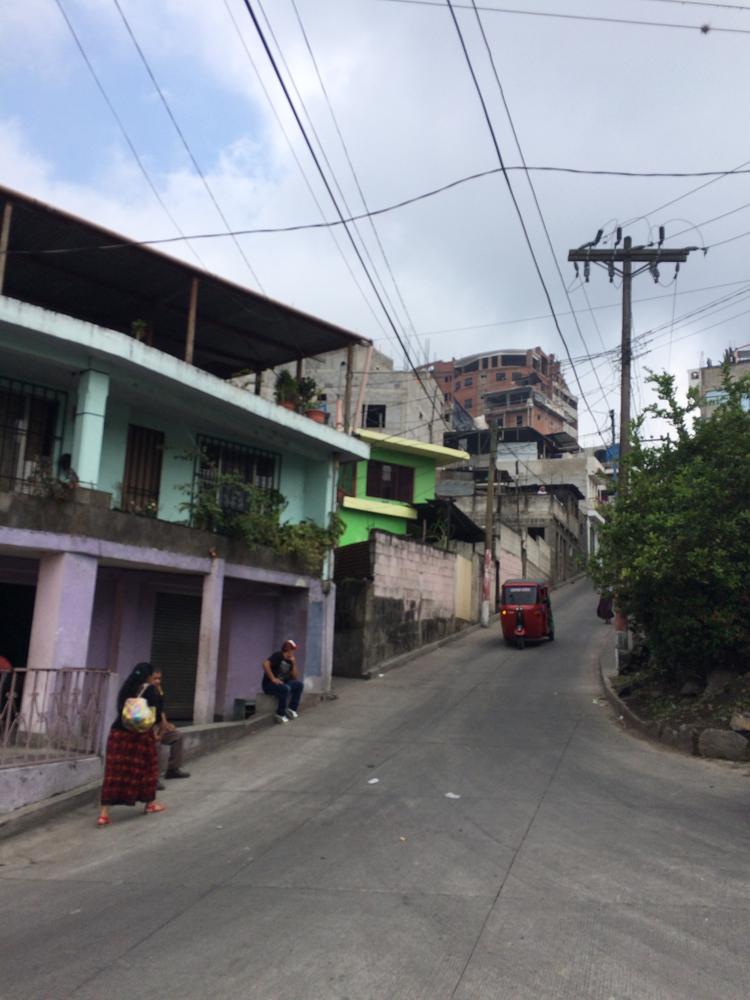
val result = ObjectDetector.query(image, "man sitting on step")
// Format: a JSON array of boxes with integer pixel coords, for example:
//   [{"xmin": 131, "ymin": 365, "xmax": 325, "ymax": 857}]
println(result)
[
  {"xmin": 261, "ymin": 639, "xmax": 304, "ymax": 724},
  {"xmin": 151, "ymin": 669, "xmax": 190, "ymax": 781}
]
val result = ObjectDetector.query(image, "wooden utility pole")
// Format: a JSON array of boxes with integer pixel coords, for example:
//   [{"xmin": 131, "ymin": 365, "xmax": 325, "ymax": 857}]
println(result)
[
  {"xmin": 480, "ymin": 420, "xmax": 498, "ymax": 627},
  {"xmin": 343, "ymin": 345, "xmax": 354, "ymax": 433},
  {"xmin": 568, "ymin": 235, "xmax": 697, "ymax": 494}
]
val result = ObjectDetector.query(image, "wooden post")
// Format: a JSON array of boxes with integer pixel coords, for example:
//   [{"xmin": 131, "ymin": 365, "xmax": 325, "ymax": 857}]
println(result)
[
  {"xmin": 0, "ymin": 201, "xmax": 13, "ymax": 296},
  {"xmin": 343, "ymin": 344, "xmax": 354, "ymax": 433},
  {"xmin": 481, "ymin": 420, "xmax": 498, "ymax": 627},
  {"xmin": 185, "ymin": 277, "xmax": 199, "ymax": 364},
  {"xmin": 255, "ymin": 371, "xmax": 263, "ymax": 396}
]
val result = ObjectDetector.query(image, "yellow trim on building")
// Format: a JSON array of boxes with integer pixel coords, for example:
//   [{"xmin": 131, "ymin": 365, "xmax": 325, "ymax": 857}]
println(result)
[
  {"xmin": 354, "ymin": 429, "xmax": 469, "ymax": 463},
  {"xmin": 342, "ymin": 495, "xmax": 418, "ymax": 520}
]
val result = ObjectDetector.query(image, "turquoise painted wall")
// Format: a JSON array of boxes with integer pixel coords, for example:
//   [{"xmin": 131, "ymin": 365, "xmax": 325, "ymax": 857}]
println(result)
[{"xmin": 94, "ymin": 393, "xmax": 314, "ymax": 527}]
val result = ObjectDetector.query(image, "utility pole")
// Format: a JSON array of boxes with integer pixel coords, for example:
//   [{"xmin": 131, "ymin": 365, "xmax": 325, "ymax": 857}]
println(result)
[
  {"xmin": 480, "ymin": 420, "xmax": 498, "ymax": 627},
  {"xmin": 515, "ymin": 460, "xmax": 527, "ymax": 577},
  {"xmin": 568, "ymin": 233, "xmax": 698, "ymax": 494}
]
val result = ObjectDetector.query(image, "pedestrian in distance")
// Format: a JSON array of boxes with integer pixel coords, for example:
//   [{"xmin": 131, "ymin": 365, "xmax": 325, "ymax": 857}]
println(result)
[
  {"xmin": 97, "ymin": 662, "xmax": 166, "ymax": 827},
  {"xmin": 262, "ymin": 639, "xmax": 304, "ymax": 724},
  {"xmin": 596, "ymin": 592, "xmax": 614, "ymax": 624},
  {"xmin": 149, "ymin": 669, "xmax": 190, "ymax": 783}
]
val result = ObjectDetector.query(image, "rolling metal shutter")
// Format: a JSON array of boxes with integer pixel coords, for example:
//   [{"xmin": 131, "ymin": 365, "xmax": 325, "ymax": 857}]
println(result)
[{"xmin": 150, "ymin": 592, "xmax": 201, "ymax": 721}]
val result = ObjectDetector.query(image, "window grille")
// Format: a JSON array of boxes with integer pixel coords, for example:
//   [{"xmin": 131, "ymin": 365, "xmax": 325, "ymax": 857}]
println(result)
[
  {"xmin": 0, "ymin": 378, "xmax": 66, "ymax": 493},
  {"xmin": 122, "ymin": 425, "xmax": 164, "ymax": 514},
  {"xmin": 193, "ymin": 435, "xmax": 280, "ymax": 516}
]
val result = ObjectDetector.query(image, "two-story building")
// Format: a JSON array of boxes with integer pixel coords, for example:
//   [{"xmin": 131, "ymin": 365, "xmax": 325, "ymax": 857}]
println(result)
[{"xmin": 0, "ymin": 185, "xmax": 370, "ymax": 740}]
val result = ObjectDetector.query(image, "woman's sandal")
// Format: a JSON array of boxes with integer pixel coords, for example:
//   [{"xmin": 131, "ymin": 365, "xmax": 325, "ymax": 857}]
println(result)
[
  {"xmin": 144, "ymin": 802, "xmax": 167, "ymax": 814},
  {"xmin": 96, "ymin": 815, "xmax": 111, "ymax": 827}
]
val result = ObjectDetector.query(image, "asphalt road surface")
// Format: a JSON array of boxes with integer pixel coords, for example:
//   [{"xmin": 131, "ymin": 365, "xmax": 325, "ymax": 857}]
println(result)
[{"xmin": 1, "ymin": 578, "xmax": 748, "ymax": 999}]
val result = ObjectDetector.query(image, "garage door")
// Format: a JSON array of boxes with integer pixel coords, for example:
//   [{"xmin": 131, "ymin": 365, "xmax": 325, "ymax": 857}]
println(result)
[{"xmin": 150, "ymin": 592, "xmax": 201, "ymax": 721}]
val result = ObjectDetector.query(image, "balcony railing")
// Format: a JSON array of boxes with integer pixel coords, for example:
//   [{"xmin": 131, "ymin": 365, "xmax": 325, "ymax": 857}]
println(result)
[{"xmin": 0, "ymin": 667, "xmax": 113, "ymax": 768}]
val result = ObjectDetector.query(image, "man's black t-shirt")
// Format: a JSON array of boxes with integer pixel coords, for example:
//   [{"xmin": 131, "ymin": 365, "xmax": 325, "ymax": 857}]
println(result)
[{"xmin": 267, "ymin": 651, "xmax": 292, "ymax": 681}]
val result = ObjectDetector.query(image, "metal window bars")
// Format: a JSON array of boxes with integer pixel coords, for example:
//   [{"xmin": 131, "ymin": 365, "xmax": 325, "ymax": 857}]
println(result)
[
  {"xmin": 192, "ymin": 435, "xmax": 280, "ymax": 517},
  {"xmin": 0, "ymin": 668, "xmax": 112, "ymax": 768},
  {"xmin": 0, "ymin": 378, "xmax": 67, "ymax": 494}
]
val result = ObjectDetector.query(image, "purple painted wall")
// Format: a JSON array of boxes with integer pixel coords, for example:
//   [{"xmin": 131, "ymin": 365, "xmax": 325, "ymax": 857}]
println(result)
[{"xmin": 217, "ymin": 593, "xmax": 278, "ymax": 718}]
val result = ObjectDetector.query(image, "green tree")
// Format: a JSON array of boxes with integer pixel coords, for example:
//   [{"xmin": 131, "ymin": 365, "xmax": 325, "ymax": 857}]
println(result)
[{"xmin": 590, "ymin": 367, "xmax": 750, "ymax": 684}]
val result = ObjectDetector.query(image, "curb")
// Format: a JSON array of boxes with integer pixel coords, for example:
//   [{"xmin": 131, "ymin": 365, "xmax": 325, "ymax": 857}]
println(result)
[
  {"xmin": 0, "ymin": 694, "xmax": 322, "ymax": 843},
  {"xmin": 598, "ymin": 650, "xmax": 750, "ymax": 760},
  {"xmin": 362, "ymin": 615, "xmax": 500, "ymax": 680}
]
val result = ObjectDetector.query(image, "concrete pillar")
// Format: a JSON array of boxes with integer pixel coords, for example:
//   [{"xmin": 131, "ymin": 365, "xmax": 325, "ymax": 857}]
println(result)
[
  {"xmin": 27, "ymin": 553, "xmax": 99, "ymax": 670},
  {"xmin": 302, "ymin": 579, "xmax": 335, "ymax": 694},
  {"xmin": 193, "ymin": 557, "xmax": 225, "ymax": 724},
  {"xmin": 71, "ymin": 369, "xmax": 110, "ymax": 488}
]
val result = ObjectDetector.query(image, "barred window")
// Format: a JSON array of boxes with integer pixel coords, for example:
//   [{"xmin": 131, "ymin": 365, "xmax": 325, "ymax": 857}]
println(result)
[
  {"xmin": 0, "ymin": 378, "xmax": 66, "ymax": 493},
  {"xmin": 194, "ymin": 436, "xmax": 280, "ymax": 514}
]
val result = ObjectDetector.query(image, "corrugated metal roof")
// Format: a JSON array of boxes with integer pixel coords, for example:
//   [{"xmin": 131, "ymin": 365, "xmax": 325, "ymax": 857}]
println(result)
[{"xmin": 0, "ymin": 185, "xmax": 370, "ymax": 379}]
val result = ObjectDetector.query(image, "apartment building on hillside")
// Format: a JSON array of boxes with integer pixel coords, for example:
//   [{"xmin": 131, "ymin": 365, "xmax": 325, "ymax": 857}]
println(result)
[
  {"xmin": 688, "ymin": 345, "xmax": 750, "ymax": 419},
  {"xmin": 422, "ymin": 348, "xmax": 577, "ymax": 446}
]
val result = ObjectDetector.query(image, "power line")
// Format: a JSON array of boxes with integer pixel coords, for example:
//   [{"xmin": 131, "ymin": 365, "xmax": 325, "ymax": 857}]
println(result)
[
  {"xmin": 51, "ymin": 0, "xmax": 204, "ymax": 269},
  {"xmin": 12, "ymin": 158, "xmax": 750, "ymax": 259},
  {"xmin": 110, "ymin": 0, "xmax": 264, "ymax": 290},
  {"xmin": 289, "ymin": 0, "xmax": 423, "ymax": 368},
  {"xmin": 253, "ymin": 0, "xmax": 412, "ymax": 352},
  {"xmin": 220, "ymin": 0, "xmax": 390, "ymax": 340},
  {"xmin": 640, "ymin": 0, "xmax": 750, "ymax": 12},
  {"xmin": 379, "ymin": 0, "xmax": 750, "ymax": 35},
  {"xmin": 445, "ymin": 0, "xmax": 609, "ymax": 451},
  {"xmin": 238, "ymin": 0, "xmax": 439, "ymax": 418},
  {"xmin": 468, "ymin": 0, "xmax": 614, "ymax": 436}
]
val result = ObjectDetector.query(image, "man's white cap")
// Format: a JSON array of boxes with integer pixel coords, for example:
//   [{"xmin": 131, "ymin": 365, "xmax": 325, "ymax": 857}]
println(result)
[{"xmin": 282, "ymin": 639, "xmax": 297, "ymax": 650}]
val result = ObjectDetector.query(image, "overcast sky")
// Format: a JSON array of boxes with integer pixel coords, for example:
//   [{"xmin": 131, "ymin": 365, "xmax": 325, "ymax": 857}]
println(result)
[{"xmin": 2, "ymin": 0, "xmax": 750, "ymax": 447}]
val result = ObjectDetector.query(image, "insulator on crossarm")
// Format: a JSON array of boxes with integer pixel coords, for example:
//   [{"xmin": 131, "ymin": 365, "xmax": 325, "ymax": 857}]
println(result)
[
  {"xmin": 608, "ymin": 261, "xmax": 615, "ymax": 283},
  {"xmin": 584, "ymin": 260, "xmax": 590, "ymax": 282}
]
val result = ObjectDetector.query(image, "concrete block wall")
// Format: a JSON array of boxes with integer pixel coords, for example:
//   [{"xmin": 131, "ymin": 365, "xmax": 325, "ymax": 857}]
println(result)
[{"xmin": 372, "ymin": 532, "xmax": 454, "ymax": 617}]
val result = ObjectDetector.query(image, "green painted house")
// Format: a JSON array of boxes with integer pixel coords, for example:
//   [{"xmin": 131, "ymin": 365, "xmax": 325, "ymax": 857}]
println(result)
[{"xmin": 337, "ymin": 430, "xmax": 469, "ymax": 547}]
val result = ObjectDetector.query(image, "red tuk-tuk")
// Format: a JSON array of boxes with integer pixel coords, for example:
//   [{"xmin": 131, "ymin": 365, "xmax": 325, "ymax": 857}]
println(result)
[{"xmin": 500, "ymin": 579, "xmax": 555, "ymax": 649}]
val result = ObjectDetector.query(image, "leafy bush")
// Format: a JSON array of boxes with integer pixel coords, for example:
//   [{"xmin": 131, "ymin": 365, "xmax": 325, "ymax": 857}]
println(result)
[
  {"xmin": 589, "ymin": 367, "xmax": 750, "ymax": 684},
  {"xmin": 181, "ymin": 465, "xmax": 342, "ymax": 574}
]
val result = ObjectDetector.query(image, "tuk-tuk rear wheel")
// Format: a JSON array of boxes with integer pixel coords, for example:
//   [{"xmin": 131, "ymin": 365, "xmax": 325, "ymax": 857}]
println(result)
[
  {"xmin": 515, "ymin": 637, "xmax": 525, "ymax": 650},
  {"xmin": 548, "ymin": 629, "xmax": 555, "ymax": 642}
]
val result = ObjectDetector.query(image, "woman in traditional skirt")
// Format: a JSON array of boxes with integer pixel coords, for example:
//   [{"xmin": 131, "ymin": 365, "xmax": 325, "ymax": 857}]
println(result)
[{"xmin": 97, "ymin": 662, "xmax": 165, "ymax": 827}]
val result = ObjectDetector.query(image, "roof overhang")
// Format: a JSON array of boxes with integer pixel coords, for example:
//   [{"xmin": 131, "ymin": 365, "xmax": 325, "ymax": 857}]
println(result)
[
  {"xmin": 0, "ymin": 296, "xmax": 370, "ymax": 463},
  {"xmin": 0, "ymin": 184, "xmax": 370, "ymax": 379},
  {"xmin": 355, "ymin": 429, "xmax": 470, "ymax": 464}
]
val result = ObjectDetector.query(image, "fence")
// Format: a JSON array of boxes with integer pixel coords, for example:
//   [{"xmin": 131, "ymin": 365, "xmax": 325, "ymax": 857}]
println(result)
[{"xmin": 0, "ymin": 668, "xmax": 113, "ymax": 768}]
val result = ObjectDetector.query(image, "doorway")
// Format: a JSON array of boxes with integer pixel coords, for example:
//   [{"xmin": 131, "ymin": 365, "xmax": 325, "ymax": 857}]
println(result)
[{"xmin": 0, "ymin": 583, "xmax": 36, "ymax": 667}]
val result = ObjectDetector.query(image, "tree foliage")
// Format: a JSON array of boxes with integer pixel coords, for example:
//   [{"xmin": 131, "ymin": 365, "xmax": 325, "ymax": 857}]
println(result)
[{"xmin": 589, "ymin": 366, "xmax": 750, "ymax": 683}]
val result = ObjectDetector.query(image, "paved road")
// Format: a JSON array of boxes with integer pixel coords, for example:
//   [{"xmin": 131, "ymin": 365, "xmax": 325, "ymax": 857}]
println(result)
[{"xmin": 1, "ymin": 578, "xmax": 748, "ymax": 999}]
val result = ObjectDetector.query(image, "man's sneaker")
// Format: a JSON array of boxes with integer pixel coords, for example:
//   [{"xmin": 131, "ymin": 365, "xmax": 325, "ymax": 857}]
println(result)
[
  {"xmin": 165, "ymin": 769, "xmax": 190, "ymax": 779},
  {"xmin": 286, "ymin": 708, "xmax": 299, "ymax": 720},
  {"xmin": 274, "ymin": 713, "xmax": 289, "ymax": 724}
]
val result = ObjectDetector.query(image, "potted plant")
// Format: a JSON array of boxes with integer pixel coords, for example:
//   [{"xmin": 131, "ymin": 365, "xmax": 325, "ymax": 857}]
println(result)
[
  {"xmin": 274, "ymin": 370, "xmax": 299, "ymax": 411},
  {"xmin": 298, "ymin": 376, "xmax": 327, "ymax": 423}
]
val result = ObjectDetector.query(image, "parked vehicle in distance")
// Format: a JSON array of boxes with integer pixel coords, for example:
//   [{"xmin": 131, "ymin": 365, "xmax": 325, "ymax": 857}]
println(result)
[{"xmin": 500, "ymin": 579, "xmax": 554, "ymax": 649}]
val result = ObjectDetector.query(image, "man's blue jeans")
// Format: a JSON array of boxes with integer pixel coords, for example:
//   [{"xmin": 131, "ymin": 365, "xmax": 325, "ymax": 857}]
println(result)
[{"xmin": 262, "ymin": 676, "xmax": 304, "ymax": 716}]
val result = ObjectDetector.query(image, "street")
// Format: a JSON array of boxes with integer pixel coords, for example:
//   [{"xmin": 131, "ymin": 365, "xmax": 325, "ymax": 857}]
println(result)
[{"xmin": 1, "ymin": 577, "xmax": 748, "ymax": 1000}]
